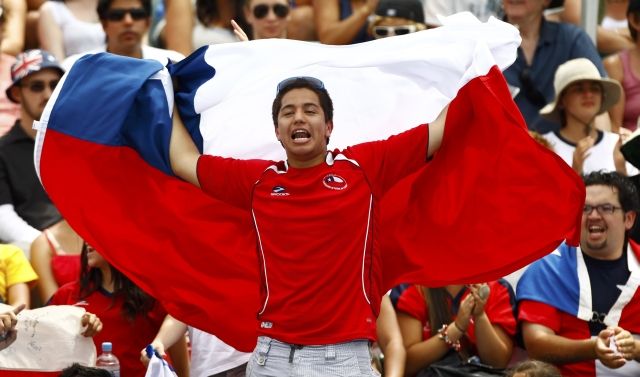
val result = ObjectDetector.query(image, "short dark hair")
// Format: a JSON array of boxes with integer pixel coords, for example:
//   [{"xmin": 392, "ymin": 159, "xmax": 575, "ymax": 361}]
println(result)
[
  {"xmin": 59, "ymin": 364, "xmax": 112, "ymax": 377},
  {"xmin": 271, "ymin": 78, "xmax": 334, "ymax": 127},
  {"xmin": 97, "ymin": 0, "xmax": 151, "ymax": 20},
  {"xmin": 583, "ymin": 171, "xmax": 640, "ymax": 213}
]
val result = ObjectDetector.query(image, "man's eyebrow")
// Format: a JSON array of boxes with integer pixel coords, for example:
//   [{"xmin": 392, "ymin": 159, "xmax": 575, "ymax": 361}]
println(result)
[{"xmin": 280, "ymin": 102, "xmax": 320, "ymax": 111}]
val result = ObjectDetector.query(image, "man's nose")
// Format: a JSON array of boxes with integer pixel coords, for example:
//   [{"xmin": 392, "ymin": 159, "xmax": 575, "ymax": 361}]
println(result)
[
  {"xmin": 43, "ymin": 85, "xmax": 54, "ymax": 100},
  {"xmin": 586, "ymin": 207, "xmax": 602, "ymax": 218},
  {"xmin": 293, "ymin": 108, "xmax": 305, "ymax": 120},
  {"xmin": 123, "ymin": 12, "xmax": 134, "ymax": 24}
]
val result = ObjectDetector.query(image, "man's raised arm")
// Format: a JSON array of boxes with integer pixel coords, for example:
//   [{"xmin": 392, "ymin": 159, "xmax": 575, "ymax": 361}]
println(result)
[
  {"xmin": 427, "ymin": 104, "xmax": 448, "ymax": 158},
  {"xmin": 169, "ymin": 111, "xmax": 202, "ymax": 188}
]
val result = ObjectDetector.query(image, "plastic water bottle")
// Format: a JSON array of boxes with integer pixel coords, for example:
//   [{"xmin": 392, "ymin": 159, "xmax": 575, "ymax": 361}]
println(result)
[{"xmin": 96, "ymin": 342, "xmax": 120, "ymax": 377}]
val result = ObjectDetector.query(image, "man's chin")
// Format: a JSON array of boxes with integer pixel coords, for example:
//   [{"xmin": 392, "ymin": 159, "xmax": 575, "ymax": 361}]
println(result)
[{"xmin": 585, "ymin": 240, "xmax": 607, "ymax": 252}]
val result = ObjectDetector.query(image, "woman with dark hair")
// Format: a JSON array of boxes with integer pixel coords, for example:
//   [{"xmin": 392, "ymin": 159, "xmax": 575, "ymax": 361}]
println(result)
[
  {"xmin": 49, "ymin": 242, "xmax": 188, "ymax": 377},
  {"xmin": 193, "ymin": 0, "xmax": 245, "ymax": 48},
  {"xmin": 397, "ymin": 282, "xmax": 516, "ymax": 376},
  {"xmin": 541, "ymin": 58, "xmax": 637, "ymax": 176},
  {"xmin": 243, "ymin": 0, "xmax": 290, "ymax": 40}
]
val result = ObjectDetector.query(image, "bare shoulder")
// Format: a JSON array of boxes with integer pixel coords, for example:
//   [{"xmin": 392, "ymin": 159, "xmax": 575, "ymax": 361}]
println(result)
[{"xmin": 604, "ymin": 53, "xmax": 623, "ymax": 79}]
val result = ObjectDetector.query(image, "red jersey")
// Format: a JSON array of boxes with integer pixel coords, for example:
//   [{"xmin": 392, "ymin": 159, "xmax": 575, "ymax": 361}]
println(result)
[
  {"xmin": 396, "ymin": 281, "xmax": 516, "ymax": 351},
  {"xmin": 197, "ymin": 125, "xmax": 428, "ymax": 344},
  {"xmin": 49, "ymin": 282, "xmax": 167, "ymax": 377}
]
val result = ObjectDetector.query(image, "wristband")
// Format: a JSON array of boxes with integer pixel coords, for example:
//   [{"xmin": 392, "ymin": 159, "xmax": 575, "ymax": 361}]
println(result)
[{"xmin": 437, "ymin": 324, "xmax": 461, "ymax": 352}]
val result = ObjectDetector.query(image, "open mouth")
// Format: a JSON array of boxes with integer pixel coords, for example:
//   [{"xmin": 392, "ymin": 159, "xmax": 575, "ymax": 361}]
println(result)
[
  {"xmin": 588, "ymin": 224, "xmax": 605, "ymax": 236},
  {"xmin": 291, "ymin": 129, "xmax": 311, "ymax": 143}
]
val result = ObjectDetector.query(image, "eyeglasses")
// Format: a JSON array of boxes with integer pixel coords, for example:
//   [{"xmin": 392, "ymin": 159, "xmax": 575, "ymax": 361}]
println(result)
[
  {"xmin": 583, "ymin": 204, "xmax": 622, "ymax": 215},
  {"xmin": 252, "ymin": 3, "xmax": 289, "ymax": 19},
  {"xmin": 105, "ymin": 8, "xmax": 148, "ymax": 21},
  {"xmin": 21, "ymin": 80, "xmax": 59, "ymax": 93},
  {"xmin": 372, "ymin": 25, "xmax": 419, "ymax": 38},
  {"xmin": 276, "ymin": 76, "xmax": 325, "ymax": 94},
  {"xmin": 518, "ymin": 66, "xmax": 547, "ymax": 108}
]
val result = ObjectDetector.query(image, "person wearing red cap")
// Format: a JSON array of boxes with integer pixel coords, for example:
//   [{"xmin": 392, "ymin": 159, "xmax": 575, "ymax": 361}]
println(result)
[{"xmin": 0, "ymin": 49, "xmax": 64, "ymax": 251}]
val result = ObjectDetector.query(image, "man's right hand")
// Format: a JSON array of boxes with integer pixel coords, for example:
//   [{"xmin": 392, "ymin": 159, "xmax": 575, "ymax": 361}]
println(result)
[{"xmin": 595, "ymin": 328, "xmax": 626, "ymax": 369}]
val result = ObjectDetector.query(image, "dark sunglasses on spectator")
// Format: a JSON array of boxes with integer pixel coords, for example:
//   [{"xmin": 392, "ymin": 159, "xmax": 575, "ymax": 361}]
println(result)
[
  {"xmin": 277, "ymin": 76, "xmax": 325, "ymax": 94},
  {"xmin": 22, "ymin": 80, "xmax": 59, "ymax": 93},
  {"xmin": 253, "ymin": 3, "xmax": 289, "ymax": 19},
  {"xmin": 372, "ymin": 25, "xmax": 418, "ymax": 38},
  {"xmin": 105, "ymin": 8, "xmax": 148, "ymax": 21}
]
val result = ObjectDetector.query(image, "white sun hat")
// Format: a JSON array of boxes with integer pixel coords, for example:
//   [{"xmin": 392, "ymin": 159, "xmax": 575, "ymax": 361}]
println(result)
[{"xmin": 539, "ymin": 58, "xmax": 621, "ymax": 123}]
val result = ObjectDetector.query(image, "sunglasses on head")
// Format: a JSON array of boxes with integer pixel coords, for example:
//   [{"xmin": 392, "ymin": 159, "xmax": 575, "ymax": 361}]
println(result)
[
  {"xmin": 252, "ymin": 3, "xmax": 289, "ymax": 19},
  {"xmin": 105, "ymin": 7, "xmax": 148, "ymax": 21},
  {"xmin": 22, "ymin": 79, "xmax": 59, "ymax": 93},
  {"xmin": 372, "ymin": 24, "xmax": 419, "ymax": 38},
  {"xmin": 276, "ymin": 76, "xmax": 325, "ymax": 94}
]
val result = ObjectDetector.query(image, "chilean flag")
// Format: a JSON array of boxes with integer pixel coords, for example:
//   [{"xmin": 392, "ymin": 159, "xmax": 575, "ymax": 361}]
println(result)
[
  {"xmin": 35, "ymin": 14, "xmax": 584, "ymax": 352},
  {"xmin": 517, "ymin": 242, "xmax": 640, "ymax": 327}
]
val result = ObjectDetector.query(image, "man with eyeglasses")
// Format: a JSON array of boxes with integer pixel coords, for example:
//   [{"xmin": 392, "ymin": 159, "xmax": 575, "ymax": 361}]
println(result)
[
  {"xmin": 244, "ymin": 0, "xmax": 290, "ymax": 40},
  {"xmin": 63, "ymin": 0, "xmax": 183, "ymax": 71},
  {"xmin": 517, "ymin": 171, "xmax": 640, "ymax": 376},
  {"xmin": 167, "ymin": 75, "xmax": 447, "ymax": 376},
  {"xmin": 0, "ymin": 49, "xmax": 64, "ymax": 252}
]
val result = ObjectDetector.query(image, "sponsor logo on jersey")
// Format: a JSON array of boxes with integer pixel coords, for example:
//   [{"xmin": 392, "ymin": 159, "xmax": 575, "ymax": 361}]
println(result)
[
  {"xmin": 260, "ymin": 321, "xmax": 273, "ymax": 329},
  {"xmin": 271, "ymin": 185, "xmax": 290, "ymax": 196},
  {"xmin": 323, "ymin": 174, "xmax": 348, "ymax": 190}
]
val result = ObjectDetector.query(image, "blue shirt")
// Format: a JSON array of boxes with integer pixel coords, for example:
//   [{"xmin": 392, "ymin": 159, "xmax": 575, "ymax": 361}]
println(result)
[{"xmin": 504, "ymin": 19, "xmax": 605, "ymax": 133}]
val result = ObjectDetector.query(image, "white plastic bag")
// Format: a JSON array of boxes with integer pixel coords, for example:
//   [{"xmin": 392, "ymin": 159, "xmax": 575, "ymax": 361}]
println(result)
[{"xmin": 0, "ymin": 304, "xmax": 96, "ymax": 370}]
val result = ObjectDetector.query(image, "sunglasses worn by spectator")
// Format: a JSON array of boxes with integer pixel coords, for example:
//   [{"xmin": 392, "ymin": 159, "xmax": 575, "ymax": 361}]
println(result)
[
  {"xmin": 105, "ymin": 8, "xmax": 148, "ymax": 21},
  {"xmin": 372, "ymin": 25, "xmax": 419, "ymax": 38},
  {"xmin": 583, "ymin": 204, "xmax": 622, "ymax": 215},
  {"xmin": 253, "ymin": 3, "xmax": 289, "ymax": 19},
  {"xmin": 277, "ymin": 76, "xmax": 325, "ymax": 94},
  {"xmin": 22, "ymin": 80, "xmax": 59, "ymax": 93}
]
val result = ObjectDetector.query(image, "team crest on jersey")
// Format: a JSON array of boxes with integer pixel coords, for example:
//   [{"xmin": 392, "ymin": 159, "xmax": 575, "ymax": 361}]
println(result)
[
  {"xmin": 323, "ymin": 174, "xmax": 347, "ymax": 190},
  {"xmin": 271, "ymin": 185, "xmax": 289, "ymax": 196}
]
